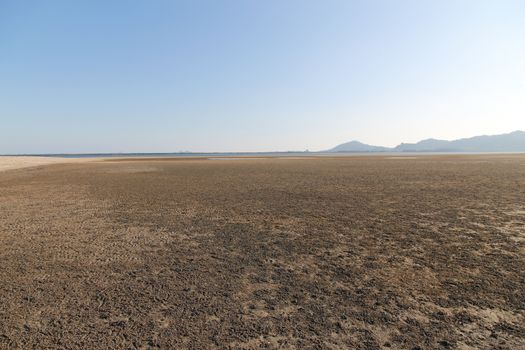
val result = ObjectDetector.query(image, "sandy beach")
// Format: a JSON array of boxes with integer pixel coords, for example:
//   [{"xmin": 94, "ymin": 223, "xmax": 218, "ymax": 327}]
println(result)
[
  {"xmin": 0, "ymin": 156, "xmax": 96, "ymax": 172},
  {"xmin": 1, "ymin": 155, "xmax": 524, "ymax": 349}
]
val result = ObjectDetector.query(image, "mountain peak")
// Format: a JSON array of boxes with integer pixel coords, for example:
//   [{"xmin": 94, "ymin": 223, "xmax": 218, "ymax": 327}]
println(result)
[{"xmin": 328, "ymin": 140, "xmax": 389, "ymax": 153}]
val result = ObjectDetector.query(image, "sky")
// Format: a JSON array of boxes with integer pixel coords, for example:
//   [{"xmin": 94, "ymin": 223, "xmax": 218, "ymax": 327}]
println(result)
[{"xmin": 1, "ymin": 0, "xmax": 524, "ymax": 154}]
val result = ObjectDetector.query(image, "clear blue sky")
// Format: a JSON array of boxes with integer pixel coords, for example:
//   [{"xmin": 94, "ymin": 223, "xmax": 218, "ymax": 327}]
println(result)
[{"xmin": 1, "ymin": 0, "xmax": 524, "ymax": 153}]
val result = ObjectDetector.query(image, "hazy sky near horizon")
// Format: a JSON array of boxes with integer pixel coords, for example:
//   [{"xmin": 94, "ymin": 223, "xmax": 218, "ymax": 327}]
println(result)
[{"xmin": 1, "ymin": 0, "xmax": 524, "ymax": 153}]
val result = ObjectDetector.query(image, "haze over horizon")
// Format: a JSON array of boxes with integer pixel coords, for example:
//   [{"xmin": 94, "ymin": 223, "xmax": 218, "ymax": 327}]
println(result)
[{"xmin": 2, "ymin": 1, "xmax": 525, "ymax": 154}]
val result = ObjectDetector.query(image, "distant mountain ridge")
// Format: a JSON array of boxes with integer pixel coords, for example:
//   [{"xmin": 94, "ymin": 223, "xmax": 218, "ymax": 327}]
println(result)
[{"xmin": 328, "ymin": 131, "xmax": 525, "ymax": 153}]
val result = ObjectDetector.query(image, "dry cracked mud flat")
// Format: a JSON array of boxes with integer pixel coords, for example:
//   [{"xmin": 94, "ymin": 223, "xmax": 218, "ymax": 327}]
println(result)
[{"xmin": 0, "ymin": 155, "xmax": 524, "ymax": 349}]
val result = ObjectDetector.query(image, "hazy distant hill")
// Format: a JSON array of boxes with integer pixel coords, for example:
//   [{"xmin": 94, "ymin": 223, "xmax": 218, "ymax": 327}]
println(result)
[
  {"xmin": 328, "ymin": 141, "xmax": 390, "ymax": 152},
  {"xmin": 328, "ymin": 131, "xmax": 525, "ymax": 153}
]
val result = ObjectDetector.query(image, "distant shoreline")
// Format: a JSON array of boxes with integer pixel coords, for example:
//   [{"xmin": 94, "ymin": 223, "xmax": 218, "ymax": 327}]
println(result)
[{"xmin": 2, "ymin": 151, "xmax": 525, "ymax": 159}]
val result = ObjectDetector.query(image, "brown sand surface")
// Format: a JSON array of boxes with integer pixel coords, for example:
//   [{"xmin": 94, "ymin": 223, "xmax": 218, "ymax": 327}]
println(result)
[{"xmin": 0, "ymin": 155, "xmax": 524, "ymax": 349}]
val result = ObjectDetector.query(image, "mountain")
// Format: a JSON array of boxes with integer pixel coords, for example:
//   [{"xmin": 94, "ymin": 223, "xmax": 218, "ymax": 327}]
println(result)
[
  {"xmin": 328, "ymin": 141, "xmax": 390, "ymax": 152},
  {"xmin": 328, "ymin": 131, "xmax": 525, "ymax": 153},
  {"xmin": 393, "ymin": 138, "xmax": 451, "ymax": 152}
]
